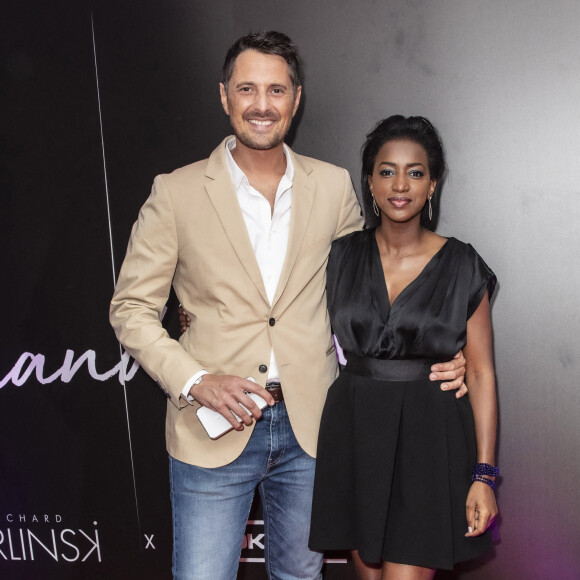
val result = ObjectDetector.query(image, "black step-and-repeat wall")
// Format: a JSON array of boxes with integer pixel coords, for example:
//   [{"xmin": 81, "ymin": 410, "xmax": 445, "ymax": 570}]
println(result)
[
  {"xmin": 3, "ymin": 1, "xmax": 580, "ymax": 579},
  {"xmin": 1, "ymin": 2, "xmax": 351, "ymax": 578}
]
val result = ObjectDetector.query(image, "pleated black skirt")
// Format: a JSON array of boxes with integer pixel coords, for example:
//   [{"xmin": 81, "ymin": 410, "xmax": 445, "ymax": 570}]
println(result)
[{"xmin": 309, "ymin": 358, "xmax": 492, "ymax": 570}]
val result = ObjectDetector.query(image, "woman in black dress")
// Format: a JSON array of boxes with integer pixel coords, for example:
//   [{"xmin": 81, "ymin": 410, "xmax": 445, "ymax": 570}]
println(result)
[{"xmin": 309, "ymin": 116, "xmax": 499, "ymax": 579}]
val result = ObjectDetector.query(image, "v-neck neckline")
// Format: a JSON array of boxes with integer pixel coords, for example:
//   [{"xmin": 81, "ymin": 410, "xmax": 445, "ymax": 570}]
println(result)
[{"xmin": 372, "ymin": 232, "xmax": 451, "ymax": 311}]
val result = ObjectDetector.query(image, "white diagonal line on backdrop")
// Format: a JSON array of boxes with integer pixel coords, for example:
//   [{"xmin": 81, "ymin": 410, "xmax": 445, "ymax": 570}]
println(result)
[{"xmin": 90, "ymin": 8, "xmax": 142, "ymax": 541}]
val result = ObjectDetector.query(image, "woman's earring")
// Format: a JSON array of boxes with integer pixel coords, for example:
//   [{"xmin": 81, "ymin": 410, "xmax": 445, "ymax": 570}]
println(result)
[
  {"xmin": 428, "ymin": 196, "xmax": 433, "ymax": 221},
  {"xmin": 372, "ymin": 195, "xmax": 380, "ymax": 217}
]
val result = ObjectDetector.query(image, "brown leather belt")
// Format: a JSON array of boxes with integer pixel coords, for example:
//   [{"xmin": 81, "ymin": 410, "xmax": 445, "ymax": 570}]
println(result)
[{"xmin": 265, "ymin": 381, "xmax": 284, "ymax": 402}]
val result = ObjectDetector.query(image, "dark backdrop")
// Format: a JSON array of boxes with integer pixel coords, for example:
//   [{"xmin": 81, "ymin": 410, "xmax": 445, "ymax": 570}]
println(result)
[{"xmin": 2, "ymin": 1, "xmax": 579, "ymax": 579}]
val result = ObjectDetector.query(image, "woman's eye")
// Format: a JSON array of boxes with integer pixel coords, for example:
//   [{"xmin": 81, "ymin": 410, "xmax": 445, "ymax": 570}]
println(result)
[
  {"xmin": 379, "ymin": 169, "xmax": 394, "ymax": 177},
  {"xmin": 409, "ymin": 170, "xmax": 424, "ymax": 178}
]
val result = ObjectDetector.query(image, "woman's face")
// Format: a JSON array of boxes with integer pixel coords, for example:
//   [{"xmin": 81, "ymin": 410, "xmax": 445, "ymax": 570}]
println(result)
[{"xmin": 368, "ymin": 138, "xmax": 436, "ymax": 224}]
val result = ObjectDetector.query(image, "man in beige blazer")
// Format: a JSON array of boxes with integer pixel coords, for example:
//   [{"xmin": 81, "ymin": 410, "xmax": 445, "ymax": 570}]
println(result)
[{"xmin": 110, "ymin": 31, "xmax": 465, "ymax": 580}]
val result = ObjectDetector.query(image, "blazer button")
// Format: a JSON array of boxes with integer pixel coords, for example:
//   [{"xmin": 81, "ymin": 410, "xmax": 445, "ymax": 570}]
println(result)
[
  {"xmin": 259, "ymin": 364, "xmax": 268, "ymax": 374},
  {"xmin": 269, "ymin": 317, "xmax": 276, "ymax": 326}
]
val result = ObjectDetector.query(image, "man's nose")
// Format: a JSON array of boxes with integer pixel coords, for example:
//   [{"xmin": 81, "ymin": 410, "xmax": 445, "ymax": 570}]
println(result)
[{"xmin": 253, "ymin": 89, "xmax": 270, "ymax": 112}]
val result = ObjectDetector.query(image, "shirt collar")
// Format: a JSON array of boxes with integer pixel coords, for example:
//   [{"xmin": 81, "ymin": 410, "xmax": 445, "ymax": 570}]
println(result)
[{"xmin": 225, "ymin": 137, "xmax": 295, "ymax": 194}]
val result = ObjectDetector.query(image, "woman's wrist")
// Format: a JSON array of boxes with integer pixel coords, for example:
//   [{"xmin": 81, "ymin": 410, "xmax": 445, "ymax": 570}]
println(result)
[{"xmin": 472, "ymin": 462, "xmax": 499, "ymax": 490}]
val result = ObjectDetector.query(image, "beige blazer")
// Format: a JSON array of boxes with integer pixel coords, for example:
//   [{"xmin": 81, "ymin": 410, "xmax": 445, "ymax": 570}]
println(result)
[{"xmin": 110, "ymin": 137, "xmax": 363, "ymax": 467}]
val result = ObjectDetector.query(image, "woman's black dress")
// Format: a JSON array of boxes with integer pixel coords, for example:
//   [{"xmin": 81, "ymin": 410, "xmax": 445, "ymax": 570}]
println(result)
[{"xmin": 309, "ymin": 229, "xmax": 496, "ymax": 570}]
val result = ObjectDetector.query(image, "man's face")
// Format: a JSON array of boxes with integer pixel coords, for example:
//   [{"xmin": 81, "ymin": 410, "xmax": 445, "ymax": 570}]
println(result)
[{"xmin": 220, "ymin": 49, "xmax": 302, "ymax": 151}]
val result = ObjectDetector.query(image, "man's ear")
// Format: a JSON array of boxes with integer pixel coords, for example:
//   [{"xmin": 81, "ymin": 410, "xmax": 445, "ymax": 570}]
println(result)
[
  {"xmin": 292, "ymin": 85, "xmax": 302, "ymax": 117},
  {"xmin": 219, "ymin": 83, "xmax": 229, "ymax": 115}
]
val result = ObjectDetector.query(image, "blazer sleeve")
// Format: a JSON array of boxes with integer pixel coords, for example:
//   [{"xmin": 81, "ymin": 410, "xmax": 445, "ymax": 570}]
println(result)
[
  {"xmin": 109, "ymin": 175, "xmax": 202, "ymax": 408},
  {"xmin": 334, "ymin": 168, "xmax": 364, "ymax": 239}
]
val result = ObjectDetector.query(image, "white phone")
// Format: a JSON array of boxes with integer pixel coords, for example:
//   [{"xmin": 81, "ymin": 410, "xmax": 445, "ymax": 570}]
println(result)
[{"xmin": 196, "ymin": 392, "xmax": 268, "ymax": 440}]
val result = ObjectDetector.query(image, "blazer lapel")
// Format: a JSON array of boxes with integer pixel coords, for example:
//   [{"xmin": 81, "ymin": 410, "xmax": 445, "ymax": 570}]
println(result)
[
  {"xmin": 273, "ymin": 151, "xmax": 315, "ymax": 305},
  {"xmin": 204, "ymin": 139, "xmax": 269, "ymax": 304}
]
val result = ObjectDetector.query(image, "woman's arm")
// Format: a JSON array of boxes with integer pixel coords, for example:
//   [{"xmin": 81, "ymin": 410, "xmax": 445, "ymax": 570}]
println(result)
[{"xmin": 462, "ymin": 290, "xmax": 499, "ymax": 537}]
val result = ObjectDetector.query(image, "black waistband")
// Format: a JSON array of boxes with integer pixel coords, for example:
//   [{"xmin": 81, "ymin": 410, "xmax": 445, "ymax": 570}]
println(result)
[{"xmin": 344, "ymin": 354, "xmax": 435, "ymax": 382}]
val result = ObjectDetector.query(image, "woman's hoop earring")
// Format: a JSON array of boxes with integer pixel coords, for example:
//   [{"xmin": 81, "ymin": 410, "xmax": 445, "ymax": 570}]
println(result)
[
  {"xmin": 372, "ymin": 195, "xmax": 380, "ymax": 217},
  {"xmin": 428, "ymin": 196, "xmax": 433, "ymax": 221}
]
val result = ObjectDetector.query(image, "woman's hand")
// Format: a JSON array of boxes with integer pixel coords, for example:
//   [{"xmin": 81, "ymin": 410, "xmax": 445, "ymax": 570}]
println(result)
[
  {"xmin": 465, "ymin": 481, "xmax": 498, "ymax": 537},
  {"xmin": 178, "ymin": 305, "xmax": 191, "ymax": 334}
]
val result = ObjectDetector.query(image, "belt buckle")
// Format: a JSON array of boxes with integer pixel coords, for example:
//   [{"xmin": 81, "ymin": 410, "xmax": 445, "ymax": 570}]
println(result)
[{"xmin": 265, "ymin": 380, "xmax": 283, "ymax": 403}]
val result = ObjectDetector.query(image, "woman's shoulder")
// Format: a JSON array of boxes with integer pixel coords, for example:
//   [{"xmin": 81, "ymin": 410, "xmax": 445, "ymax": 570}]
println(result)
[
  {"xmin": 332, "ymin": 228, "xmax": 373, "ymax": 251},
  {"xmin": 444, "ymin": 236, "xmax": 487, "ymax": 260},
  {"xmin": 329, "ymin": 228, "xmax": 373, "ymax": 268},
  {"xmin": 444, "ymin": 237, "xmax": 496, "ymax": 281}
]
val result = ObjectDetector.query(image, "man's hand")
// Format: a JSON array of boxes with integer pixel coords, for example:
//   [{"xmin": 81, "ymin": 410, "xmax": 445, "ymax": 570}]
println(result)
[
  {"xmin": 190, "ymin": 374, "xmax": 275, "ymax": 431},
  {"xmin": 430, "ymin": 351, "xmax": 468, "ymax": 398},
  {"xmin": 178, "ymin": 305, "xmax": 190, "ymax": 334}
]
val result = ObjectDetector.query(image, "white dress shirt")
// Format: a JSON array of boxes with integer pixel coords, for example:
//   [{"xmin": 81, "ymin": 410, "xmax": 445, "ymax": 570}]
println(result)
[{"xmin": 181, "ymin": 137, "xmax": 294, "ymax": 401}]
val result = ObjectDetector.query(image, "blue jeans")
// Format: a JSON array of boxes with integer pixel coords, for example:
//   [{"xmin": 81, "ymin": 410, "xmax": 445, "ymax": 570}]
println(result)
[{"xmin": 169, "ymin": 401, "xmax": 323, "ymax": 580}]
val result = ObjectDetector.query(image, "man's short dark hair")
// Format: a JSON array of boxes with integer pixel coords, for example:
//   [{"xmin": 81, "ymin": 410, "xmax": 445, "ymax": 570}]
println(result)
[{"xmin": 221, "ymin": 31, "xmax": 302, "ymax": 93}]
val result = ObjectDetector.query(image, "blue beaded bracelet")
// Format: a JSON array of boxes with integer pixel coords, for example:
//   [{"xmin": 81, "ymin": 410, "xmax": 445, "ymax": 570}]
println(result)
[
  {"xmin": 471, "ymin": 463, "xmax": 499, "ymax": 490},
  {"xmin": 472, "ymin": 462, "xmax": 499, "ymax": 477},
  {"xmin": 472, "ymin": 474, "xmax": 496, "ymax": 490}
]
